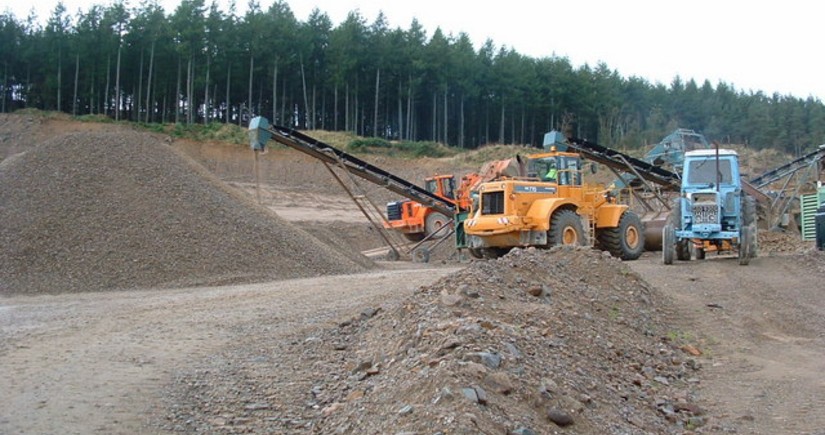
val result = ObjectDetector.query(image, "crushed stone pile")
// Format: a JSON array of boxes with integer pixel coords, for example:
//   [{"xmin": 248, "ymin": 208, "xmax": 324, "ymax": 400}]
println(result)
[
  {"xmin": 0, "ymin": 130, "xmax": 372, "ymax": 294},
  {"xmin": 758, "ymin": 229, "xmax": 814, "ymax": 254},
  {"xmin": 166, "ymin": 247, "xmax": 704, "ymax": 434}
]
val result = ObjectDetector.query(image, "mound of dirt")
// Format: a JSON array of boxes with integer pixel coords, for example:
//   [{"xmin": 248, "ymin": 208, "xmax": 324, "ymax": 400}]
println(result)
[
  {"xmin": 165, "ymin": 247, "xmax": 703, "ymax": 434},
  {"xmin": 0, "ymin": 130, "xmax": 372, "ymax": 294},
  {"xmin": 758, "ymin": 229, "xmax": 813, "ymax": 254}
]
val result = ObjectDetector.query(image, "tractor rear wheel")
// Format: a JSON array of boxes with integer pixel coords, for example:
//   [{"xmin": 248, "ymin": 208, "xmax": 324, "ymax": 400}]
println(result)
[
  {"xmin": 597, "ymin": 211, "xmax": 645, "ymax": 260},
  {"xmin": 549, "ymin": 209, "xmax": 585, "ymax": 247},
  {"xmin": 742, "ymin": 195, "xmax": 756, "ymax": 227},
  {"xmin": 662, "ymin": 223, "xmax": 675, "ymax": 265},
  {"xmin": 738, "ymin": 224, "xmax": 753, "ymax": 265},
  {"xmin": 748, "ymin": 223, "xmax": 759, "ymax": 259},
  {"xmin": 425, "ymin": 212, "xmax": 451, "ymax": 239}
]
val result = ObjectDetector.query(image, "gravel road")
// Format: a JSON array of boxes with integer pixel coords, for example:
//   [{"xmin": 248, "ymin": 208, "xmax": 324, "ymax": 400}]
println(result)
[{"xmin": 0, "ymin": 265, "xmax": 459, "ymax": 434}]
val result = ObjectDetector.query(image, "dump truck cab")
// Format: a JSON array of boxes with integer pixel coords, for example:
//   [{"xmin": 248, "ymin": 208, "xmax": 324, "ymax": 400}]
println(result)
[{"xmin": 464, "ymin": 143, "xmax": 644, "ymax": 260}]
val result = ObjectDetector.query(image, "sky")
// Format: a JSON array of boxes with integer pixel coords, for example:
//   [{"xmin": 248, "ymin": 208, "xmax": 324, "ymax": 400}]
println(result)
[{"xmin": 4, "ymin": 0, "xmax": 822, "ymax": 101}]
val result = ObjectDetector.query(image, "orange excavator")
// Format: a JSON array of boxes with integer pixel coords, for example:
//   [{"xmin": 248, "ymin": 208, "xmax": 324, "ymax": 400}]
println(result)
[{"xmin": 384, "ymin": 159, "xmax": 523, "ymax": 241}]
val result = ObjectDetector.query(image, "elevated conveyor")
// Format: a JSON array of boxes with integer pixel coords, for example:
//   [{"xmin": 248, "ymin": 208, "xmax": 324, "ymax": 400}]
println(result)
[
  {"xmin": 247, "ymin": 117, "xmax": 455, "ymax": 217},
  {"xmin": 750, "ymin": 145, "xmax": 825, "ymax": 189},
  {"xmin": 560, "ymin": 136, "xmax": 681, "ymax": 190}
]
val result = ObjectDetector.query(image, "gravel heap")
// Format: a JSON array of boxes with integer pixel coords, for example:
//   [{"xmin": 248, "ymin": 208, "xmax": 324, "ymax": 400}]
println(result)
[
  {"xmin": 166, "ymin": 247, "xmax": 704, "ymax": 434},
  {"xmin": 758, "ymin": 229, "xmax": 814, "ymax": 254},
  {"xmin": 0, "ymin": 130, "xmax": 371, "ymax": 294}
]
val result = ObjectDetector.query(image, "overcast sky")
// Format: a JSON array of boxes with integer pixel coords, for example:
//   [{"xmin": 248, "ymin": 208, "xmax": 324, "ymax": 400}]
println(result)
[{"xmin": 5, "ymin": 0, "xmax": 822, "ymax": 100}]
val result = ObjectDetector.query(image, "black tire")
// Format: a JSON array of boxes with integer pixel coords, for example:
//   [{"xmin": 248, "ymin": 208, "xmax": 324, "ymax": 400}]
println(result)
[
  {"xmin": 425, "ymin": 212, "xmax": 451, "ymax": 239},
  {"xmin": 412, "ymin": 248, "xmax": 430, "ymax": 263},
  {"xmin": 468, "ymin": 248, "xmax": 484, "ymax": 259},
  {"xmin": 738, "ymin": 225, "xmax": 752, "ymax": 266},
  {"xmin": 549, "ymin": 209, "xmax": 585, "ymax": 247},
  {"xmin": 662, "ymin": 223, "xmax": 675, "ymax": 265},
  {"xmin": 676, "ymin": 240, "xmax": 691, "ymax": 261},
  {"xmin": 747, "ymin": 223, "xmax": 759, "ymax": 259},
  {"xmin": 597, "ymin": 211, "xmax": 645, "ymax": 260},
  {"xmin": 403, "ymin": 232, "xmax": 425, "ymax": 242},
  {"xmin": 695, "ymin": 247, "xmax": 706, "ymax": 260},
  {"xmin": 742, "ymin": 195, "xmax": 756, "ymax": 227},
  {"xmin": 671, "ymin": 197, "xmax": 683, "ymax": 231},
  {"xmin": 481, "ymin": 247, "xmax": 508, "ymax": 259}
]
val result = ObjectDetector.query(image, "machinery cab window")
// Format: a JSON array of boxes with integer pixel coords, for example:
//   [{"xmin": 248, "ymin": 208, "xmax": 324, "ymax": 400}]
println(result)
[
  {"xmin": 687, "ymin": 158, "xmax": 733, "ymax": 186},
  {"xmin": 426, "ymin": 177, "xmax": 455, "ymax": 199},
  {"xmin": 558, "ymin": 156, "xmax": 583, "ymax": 186},
  {"xmin": 532, "ymin": 157, "xmax": 559, "ymax": 182}
]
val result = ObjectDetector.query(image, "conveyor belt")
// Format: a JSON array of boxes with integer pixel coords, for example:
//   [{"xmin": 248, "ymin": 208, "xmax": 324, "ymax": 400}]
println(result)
[
  {"xmin": 563, "ymin": 136, "xmax": 681, "ymax": 189},
  {"xmin": 749, "ymin": 146, "xmax": 825, "ymax": 188},
  {"xmin": 249, "ymin": 119, "xmax": 455, "ymax": 217}
]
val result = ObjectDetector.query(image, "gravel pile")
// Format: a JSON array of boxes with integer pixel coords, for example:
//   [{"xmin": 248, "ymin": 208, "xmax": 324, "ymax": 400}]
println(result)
[
  {"xmin": 758, "ymin": 229, "xmax": 814, "ymax": 254},
  {"xmin": 0, "ymin": 130, "xmax": 371, "ymax": 294},
  {"xmin": 165, "ymin": 247, "xmax": 704, "ymax": 434}
]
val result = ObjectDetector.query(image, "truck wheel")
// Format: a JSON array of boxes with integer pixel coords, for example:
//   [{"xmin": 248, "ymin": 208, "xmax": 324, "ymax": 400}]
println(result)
[
  {"xmin": 738, "ymin": 225, "xmax": 752, "ymax": 266},
  {"xmin": 412, "ymin": 248, "xmax": 430, "ymax": 263},
  {"xmin": 662, "ymin": 223, "xmax": 675, "ymax": 265},
  {"xmin": 403, "ymin": 232, "xmax": 425, "ymax": 242},
  {"xmin": 481, "ymin": 247, "xmax": 507, "ymax": 259},
  {"xmin": 694, "ymin": 246, "xmax": 706, "ymax": 260},
  {"xmin": 597, "ymin": 211, "xmax": 645, "ymax": 260},
  {"xmin": 549, "ymin": 209, "xmax": 585, "ymax": 246},
  {"xmin": 425, "ymin": 212, "xmax": 451, "ymax": 239}
]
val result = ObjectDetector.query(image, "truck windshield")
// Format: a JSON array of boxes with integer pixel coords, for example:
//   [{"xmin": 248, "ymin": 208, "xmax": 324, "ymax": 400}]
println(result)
[{"xmin": 687, "ymin": 158, "xmax": 733, "ymax": 185}]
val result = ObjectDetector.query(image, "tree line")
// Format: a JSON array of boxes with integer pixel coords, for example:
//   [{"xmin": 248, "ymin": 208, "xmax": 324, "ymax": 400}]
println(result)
[{"xmin": 2, "ymin": 0, "xmax": 824, "ymax": 155}]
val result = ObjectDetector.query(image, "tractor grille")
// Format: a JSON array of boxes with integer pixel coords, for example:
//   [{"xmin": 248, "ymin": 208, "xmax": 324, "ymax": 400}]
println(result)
[
  {"xmin": 481, "ymin": 191, "xmax": 504, "ymax": 215},
  {"xmin": 386, "ymin": 202, "xmax": 403, "ymax": 220},
  {"xmin": 692, "ymin": 203, "xmax": 719, "ymax": 224}
]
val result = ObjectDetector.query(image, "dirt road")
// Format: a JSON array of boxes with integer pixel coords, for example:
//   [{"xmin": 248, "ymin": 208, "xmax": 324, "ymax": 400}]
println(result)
[
  {"xmin": 3, "ymin": 251, "xmax": 823, "ymax": 434},
  {"xmin": 628, "ymin": 251, "xmax": 825, "ymax": 435},
  {"xmin": 0, "ymin": 266, "xmax": 458, "ymax": 434}
]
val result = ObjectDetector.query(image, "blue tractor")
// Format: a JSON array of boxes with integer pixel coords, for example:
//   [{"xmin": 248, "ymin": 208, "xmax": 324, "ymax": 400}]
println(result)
[{"xmin": 662, "ymin": 148, "xmax": 758, "ymax": 265}]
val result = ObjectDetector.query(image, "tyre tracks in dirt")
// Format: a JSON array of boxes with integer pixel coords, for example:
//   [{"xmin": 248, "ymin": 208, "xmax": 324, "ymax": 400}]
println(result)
[
  {"xmin": 0, "ymin": 266, "xmax": 458, "ymax": 435},
  {"xmin": 628, "ymin": 252, "xmax": 825, "ymax": 435}
]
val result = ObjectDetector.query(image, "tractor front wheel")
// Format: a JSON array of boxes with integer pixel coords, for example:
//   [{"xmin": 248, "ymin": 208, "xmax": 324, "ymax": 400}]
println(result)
[{"xmin": 662, "ymin": 223, "xmax": 675, "ymax": 265}]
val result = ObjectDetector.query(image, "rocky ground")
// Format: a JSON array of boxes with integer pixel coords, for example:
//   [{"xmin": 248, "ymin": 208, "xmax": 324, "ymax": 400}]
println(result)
[
  {"xmin": 1, "ymin": 113, "xmax": 824, "ymax": 435},
  {"xmin": 163, "ymin": 247, "xmax": 706, "ymax": 435}
]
